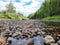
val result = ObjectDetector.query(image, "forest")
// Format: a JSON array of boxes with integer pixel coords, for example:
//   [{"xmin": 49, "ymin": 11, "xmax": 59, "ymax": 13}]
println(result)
[{"xmin": 28, "ymin": 0, "xmax": 60, "ymax": 20}]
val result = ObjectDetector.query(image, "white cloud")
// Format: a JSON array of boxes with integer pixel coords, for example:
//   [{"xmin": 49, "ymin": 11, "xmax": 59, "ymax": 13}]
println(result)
[
  {"xmin": 0, "ymin": 0, "xmax": 44, "ymax": 17},
  {"xmin": 21, "ymin": 0, "xmax": 31, "ymax": 3}
]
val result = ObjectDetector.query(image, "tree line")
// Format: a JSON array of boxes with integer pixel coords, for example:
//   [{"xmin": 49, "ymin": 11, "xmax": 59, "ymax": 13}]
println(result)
[
  {"xmin": 28, "ymin": 0, "xmax": 60, "ymax": 20},
  {"xmin": 0, "ymin": 1, "xmax": 28, "ymax": 20}
]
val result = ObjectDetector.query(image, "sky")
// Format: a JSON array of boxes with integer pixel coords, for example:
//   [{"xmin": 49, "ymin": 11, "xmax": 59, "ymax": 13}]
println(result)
[{"xmin": 0, "ymin": 0, "xmax": 44, "ymax": 17}]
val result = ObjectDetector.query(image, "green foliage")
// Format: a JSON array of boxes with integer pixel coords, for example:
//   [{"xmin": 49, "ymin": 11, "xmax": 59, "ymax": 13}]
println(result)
[
  {"xmin": 0, "ymin": 1, "xmax": 28, "ymax": 20},
  {"xmin": 28, "ymin": 13, "xmax": 35, "ymax": 19},
  {"xmin": 0, "ymin": 12, "xmax": 28, "ymax": 20},
  {"xmin": 28, "ymin": 0, "xmax": 60, "ymax": 20},
  {"xmin": 6, "ymin": 1, "xmax": 16, "ymax": 13},
  {"xmin": 42, "ymin": 16, "xmax": 60, "ymax": 20}
]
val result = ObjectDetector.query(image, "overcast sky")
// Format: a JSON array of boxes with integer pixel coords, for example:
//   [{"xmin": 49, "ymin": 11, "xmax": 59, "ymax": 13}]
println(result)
[{"xmin": 0, "ymin": 0, "xmax": 44, "ymax": 17}]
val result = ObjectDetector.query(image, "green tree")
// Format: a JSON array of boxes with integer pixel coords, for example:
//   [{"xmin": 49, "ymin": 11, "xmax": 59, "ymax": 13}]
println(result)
[
  {"xmin": 6, "ymin": 1, "xmax": 16, "ymax": 13},
  {"xmin": 28, "ymin": 13, "xmax": 35, "ymax": 19},
  {"xmin": 28, "ymin": 0, "xmax": 60, "ymax": 19}
]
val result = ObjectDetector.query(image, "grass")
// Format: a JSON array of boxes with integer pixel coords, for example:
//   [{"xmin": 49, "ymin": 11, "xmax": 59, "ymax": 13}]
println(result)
[
  {"xmin": 0, "ymin": 13, "xmax": 28, "ymax": 20},
  {"xmin": 42, "ymin": 16, "xmax": 60, "ymax": 20}
]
